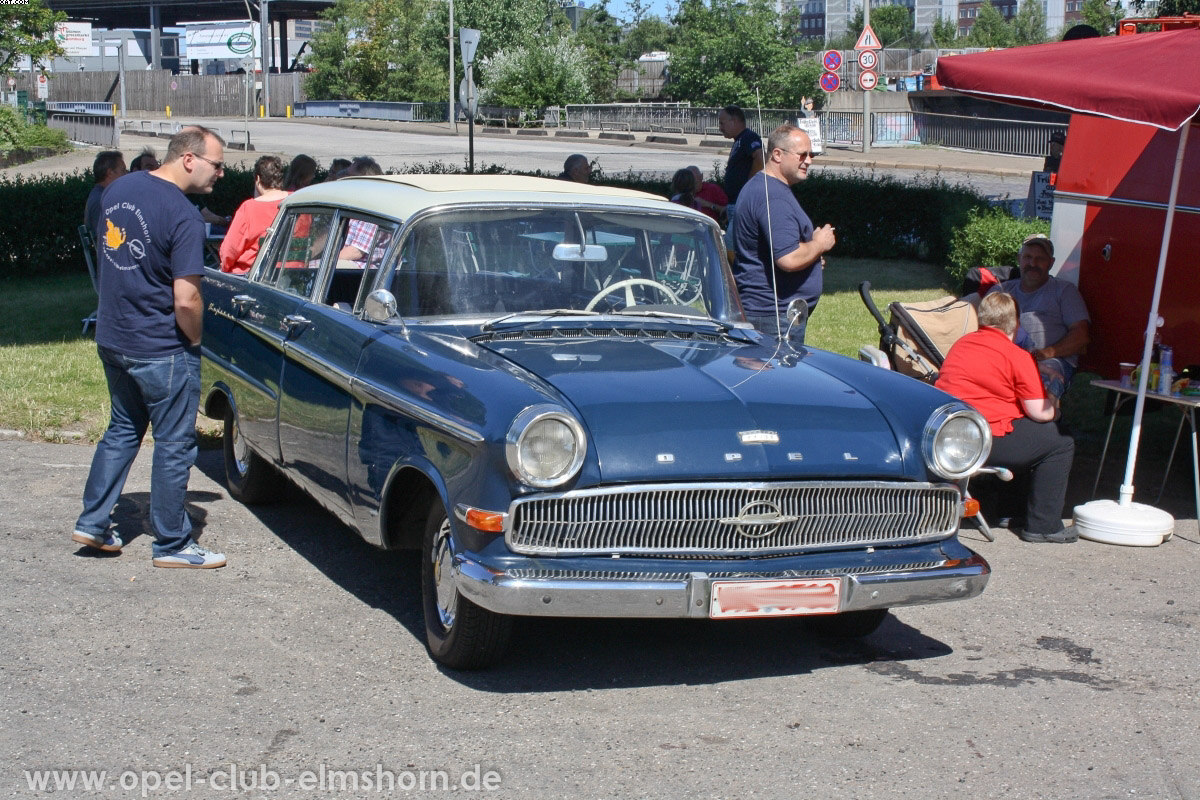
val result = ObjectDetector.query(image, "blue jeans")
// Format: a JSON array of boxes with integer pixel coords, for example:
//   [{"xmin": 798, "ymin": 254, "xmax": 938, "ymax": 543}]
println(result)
[
  {"xmin": 745, "ymin": 312, "xmax": 808, "ymax": 345},
  {"xmin": 76, "ymin": 345, "xmax": 201, "ymax": 557}
]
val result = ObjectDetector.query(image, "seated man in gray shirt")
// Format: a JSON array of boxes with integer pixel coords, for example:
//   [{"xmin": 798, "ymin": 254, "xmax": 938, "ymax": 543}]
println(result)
[{"xmin": 989, "ymin": 234, "xmax": 1090, "ymax": 400}]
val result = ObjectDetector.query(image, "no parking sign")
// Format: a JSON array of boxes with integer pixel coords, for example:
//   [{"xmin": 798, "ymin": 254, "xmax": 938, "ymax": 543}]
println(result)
[{"xmin": 820, "ymin": 72, "xmax": 841, "ymax": 92}]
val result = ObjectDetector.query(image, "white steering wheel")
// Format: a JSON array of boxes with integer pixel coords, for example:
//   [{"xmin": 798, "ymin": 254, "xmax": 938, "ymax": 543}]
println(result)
[{"xmin": 584, "ymin": 278, "xmax": 681, "ymax": 311}]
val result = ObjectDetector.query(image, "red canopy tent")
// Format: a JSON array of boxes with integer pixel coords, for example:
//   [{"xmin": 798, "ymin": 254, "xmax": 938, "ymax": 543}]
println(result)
[{"xmin": 936, "ymin": 27, "xmax": 1200, "ymax": 535}]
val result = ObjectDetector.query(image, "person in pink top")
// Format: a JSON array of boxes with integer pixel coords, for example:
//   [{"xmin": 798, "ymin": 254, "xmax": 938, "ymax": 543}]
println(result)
[{"xmin": 219, "ymin": 155, "xmax": 288, "ymax": 275}]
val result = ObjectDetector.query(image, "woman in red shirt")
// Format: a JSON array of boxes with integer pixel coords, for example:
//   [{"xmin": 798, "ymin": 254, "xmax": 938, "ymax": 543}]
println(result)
[
  {"xmin": 219, "ymin": 156, "xmax": 289, "ymax": 275},
  {"xmin": 936, "ymin": 292, "xmax": 1076, "ymax": 543}
]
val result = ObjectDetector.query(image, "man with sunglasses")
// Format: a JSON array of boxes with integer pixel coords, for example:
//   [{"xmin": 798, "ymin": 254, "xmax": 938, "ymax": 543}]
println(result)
[
  {"xmin": 731, "ymin": 124, "xmax": 836, "ymax": 343},
  {"xmin": 74, "ymin": 126, "xmax": 229, "ymax": 569}
]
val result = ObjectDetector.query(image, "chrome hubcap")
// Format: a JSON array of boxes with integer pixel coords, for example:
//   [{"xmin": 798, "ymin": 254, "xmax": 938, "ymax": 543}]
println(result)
[
  {"xmin": 231, "ymin": 416, "xmax": 250, "ymax": 476},
  {"xmin": 431, "ymin": 518, "xmax": 458, "ymax": 629}
]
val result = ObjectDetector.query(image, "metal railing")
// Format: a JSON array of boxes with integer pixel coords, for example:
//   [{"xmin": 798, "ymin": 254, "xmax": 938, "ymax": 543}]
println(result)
[
  {"xmin": 295, "ymin": 100, "xmax": 449, "ymax": 122},
  {"xmin": 47, "ymin": 112, "xmax": 118, "ymax": 147},
  {"xmin": 564, "ymin": 104, "xmax": 808, "ymax": 134},
  {"xmin": 814, "ymin": 110, "xmax": 1062, "ymax": 157}
]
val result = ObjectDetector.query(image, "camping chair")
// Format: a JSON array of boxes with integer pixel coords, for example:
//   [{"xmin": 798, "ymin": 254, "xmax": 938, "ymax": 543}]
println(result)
[{"xmin": 78, "ymin": 224, "xmax": 99, "ymax": 335}]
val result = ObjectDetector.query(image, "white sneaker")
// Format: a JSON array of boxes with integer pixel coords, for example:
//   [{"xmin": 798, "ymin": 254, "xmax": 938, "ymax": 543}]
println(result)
[
  {"xmin": 152, "ymin": 542, "xmax": 227, "ymax": 569},
  {"xmin": 72, "ymin": 529, "xmax": 124, "ymax": 552}
]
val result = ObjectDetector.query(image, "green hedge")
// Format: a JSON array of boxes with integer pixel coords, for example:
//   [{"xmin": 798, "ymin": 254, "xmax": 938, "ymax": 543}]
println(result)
[
  {"xmin": 0, "ymin": 161, "xmax": 990, "ymax": 279},
  {"xmin": 946, "ymin": 206, "xmax": 1050, "ymax": 283}
]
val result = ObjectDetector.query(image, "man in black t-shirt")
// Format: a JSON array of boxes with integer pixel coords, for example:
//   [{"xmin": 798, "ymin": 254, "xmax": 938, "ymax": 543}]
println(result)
[
  {"xmin": 74, "ymin": 126, "xmax": 229, "ymax": 569},
  {"xmin": 717, "ymin": 105, "xmax": 763, "ymax": 250}
]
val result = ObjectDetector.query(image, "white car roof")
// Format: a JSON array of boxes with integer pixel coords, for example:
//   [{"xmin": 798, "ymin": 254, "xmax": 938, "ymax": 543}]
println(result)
[{"xmin": 280, "ymin": 174, "xmax": 696, "ymax": 221}]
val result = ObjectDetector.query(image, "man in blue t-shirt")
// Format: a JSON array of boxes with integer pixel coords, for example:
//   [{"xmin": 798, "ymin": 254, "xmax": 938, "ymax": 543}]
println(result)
[
  {"xmin": 73, "ymin": 126, "xmax": 229, "ymax": 569},
  {"xmin": 732, "ymin": 124, "xmax": 836, "ymax": 343},
  {"xmin": 718, "ymin": 106, "xmax": 763, "ymax": 249}
]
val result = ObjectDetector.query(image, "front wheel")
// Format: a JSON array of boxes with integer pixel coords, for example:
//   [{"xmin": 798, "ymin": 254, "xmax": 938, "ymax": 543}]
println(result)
[
  {"xmin": 222, "ymin": 406, "xmax": 283, "ymax": 504},
  {"xmin": 421, "ymin": 501, "xmax": 512, "ymax": 670},
  {"xmin": 803, "ymin": 609, "xmax": 890, "ymax": 638}
]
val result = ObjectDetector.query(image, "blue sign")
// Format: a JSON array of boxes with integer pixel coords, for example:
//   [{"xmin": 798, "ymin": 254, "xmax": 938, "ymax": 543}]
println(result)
[
  {"xmin": 820, "ymin": 72, "xmax": 841, "ymax": 92},
  {"xmin": 822, "ymin": 50, "xmax": 842, "ymax": 72}
]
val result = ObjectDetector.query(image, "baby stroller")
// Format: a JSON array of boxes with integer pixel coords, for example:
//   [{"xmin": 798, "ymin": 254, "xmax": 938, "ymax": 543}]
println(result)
[
  {"xmin": 857, "ymin": 280, "xmax": 979, "ymax": 382},
  {"xmin": 857, "ymin": 280, "xmax": 1012, "ymax": 541}
]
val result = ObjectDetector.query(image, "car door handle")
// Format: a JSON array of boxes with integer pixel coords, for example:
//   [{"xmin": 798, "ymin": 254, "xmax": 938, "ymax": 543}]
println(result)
[
  {"xmin": 231, "ymin": 294, "xmax": 255, "ymax": 316},
  {"xmin": 282, "ymin": 314, "xmax": 311, "ymax": 335}
]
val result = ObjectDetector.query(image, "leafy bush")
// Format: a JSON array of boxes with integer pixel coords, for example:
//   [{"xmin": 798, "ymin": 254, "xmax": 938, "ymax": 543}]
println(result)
[
  {"xmin": 0, "ymin": 106, "xmax": 69, "ymax": 155},
  {"xmin": 797, "ymin": 170, "xmax": 990, "ymax": 267},
  {"xmin": 946, "ymin": 206, "xmax": 1050, "ymax": 283},
  {"xmin": 0, "ymin": 165, "xmax": 252, "ymax": 278}
]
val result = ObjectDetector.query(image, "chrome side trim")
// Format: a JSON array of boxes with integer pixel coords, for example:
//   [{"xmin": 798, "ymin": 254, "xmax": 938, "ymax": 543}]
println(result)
[
  {"xmin": 454, "ymin": 553, "xmax": 990, "ymax": 618},
  {"xmin": 351, "ymin": 375, "xmax": 485, "ymax": 444},
  {"xmin": 282, "ymin": 343, "xmax": 354, "ymax": 390}
]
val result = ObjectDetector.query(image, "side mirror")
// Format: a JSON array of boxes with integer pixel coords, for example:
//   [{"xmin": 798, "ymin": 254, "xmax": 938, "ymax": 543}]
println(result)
[
  {"xmin": 786, "ymin": 298, "xmax": 809, "ymax": 333},
  {"xmin": 364, "ymin": 289, "xmax": 403, "ymax": 330}
]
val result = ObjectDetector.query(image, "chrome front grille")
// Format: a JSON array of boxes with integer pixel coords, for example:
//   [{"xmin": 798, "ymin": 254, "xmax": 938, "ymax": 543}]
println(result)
[{"xmin": 506, "ymin": 482, "xmax": 960, "ymax": 557}]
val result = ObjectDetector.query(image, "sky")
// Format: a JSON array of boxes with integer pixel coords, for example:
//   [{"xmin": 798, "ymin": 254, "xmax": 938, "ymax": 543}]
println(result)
[{"xmin": 610, "ymin": 0, "xmax": 677, "ymax": 23}]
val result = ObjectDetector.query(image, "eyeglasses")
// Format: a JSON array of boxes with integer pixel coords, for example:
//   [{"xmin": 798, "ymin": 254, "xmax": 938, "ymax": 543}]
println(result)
[
  {"xmin": 188, "ymin": 152, "xmax": 225, "ymax": 172},
  {"xmin": 778, "ymin": 148, "xmax": 813, "ymax": 161}
]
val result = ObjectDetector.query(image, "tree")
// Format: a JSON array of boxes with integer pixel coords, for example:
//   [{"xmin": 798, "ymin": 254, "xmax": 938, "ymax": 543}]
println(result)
[
  {"xmin": 1153, "ymin": 0, "xmax": 1200, "ymax": 14},
  {"xmin": 931, "ymin": 15, "xmax": 959, "ymax": 47},
  {"xmin": 479, "ymin": 36, "xmax": 590, "ymax": 108},
  {"xmin": 574, "ymin": 0, "xmax": 624, "ymax": 102},
  {"xmin": 1080, "ymin": 0, "xmax": 1125, "ymax": 34},
  {"xmin": 666, "ymin": 0, "xmax": 820, "ymax": 108},
  {"xmin": 865, "ymin": 4, "xmax": 919, "ymax": 48},
  {"xmin": 967, "ymin": 3, "xmax": 1015, "ymax": 47},
  {"xmin": 1, "ymin": 1, "xmax": 65, "ymax": 76},
  {"xmin": 1011, "ymin": 0, "xmax": 1048, "ymax": 44},
  {"xmin": 454, "ymin": 0, "xmax": 568, "ymax": 62},
  {"xmin": 621, "ymin": 15, "xmax": 674, "ymax": 62},
  {"xmin": 304, "ymin": 0, "xmax": 446, "ymax": 102}
]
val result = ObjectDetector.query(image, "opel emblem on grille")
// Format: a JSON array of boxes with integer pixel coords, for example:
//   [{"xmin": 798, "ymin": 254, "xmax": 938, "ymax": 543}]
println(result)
[{"xmin": 718, "ymin": 501, "xmax": 799, "ymax": 539}]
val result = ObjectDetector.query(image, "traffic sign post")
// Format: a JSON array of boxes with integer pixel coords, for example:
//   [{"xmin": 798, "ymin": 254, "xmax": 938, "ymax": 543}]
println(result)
[
  {"xmin": 819, "ymin": 72, "xmax": 841, "ymax": 93},
  {"xmin": 822, "ymin": 50, "xmax": 842, "ymax": 72},
  {"xmin": 858, "ymin": 70, "xmax": 878, "ymax": 91}
]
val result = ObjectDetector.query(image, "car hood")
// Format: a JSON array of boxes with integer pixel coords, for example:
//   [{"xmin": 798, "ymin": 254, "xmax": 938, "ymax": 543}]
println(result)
[{"xmin": 477, "ymin": 334, "xmax": 910, "ymax": 482}]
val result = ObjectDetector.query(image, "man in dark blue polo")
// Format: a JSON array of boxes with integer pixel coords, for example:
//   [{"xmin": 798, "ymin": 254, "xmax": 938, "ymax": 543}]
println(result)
[{"xmin": 73, "ymin": 126, "xmax": 228, "ymax": 569}]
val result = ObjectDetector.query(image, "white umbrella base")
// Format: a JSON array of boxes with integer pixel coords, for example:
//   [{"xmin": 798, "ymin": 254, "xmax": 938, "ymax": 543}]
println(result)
[{"xmin": 1072, "ymin": 499, "xmax": 1174, "ymax": 546}]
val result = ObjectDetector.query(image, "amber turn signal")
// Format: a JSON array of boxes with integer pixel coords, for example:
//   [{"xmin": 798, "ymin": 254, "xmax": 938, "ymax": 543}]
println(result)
[
  {"xmin": 962, "ymin": 497, "xmax": 981, "ymax": 518},
  {"xmin": 465, "ymin": 508, "xmax": 506, "ymax": 533}
]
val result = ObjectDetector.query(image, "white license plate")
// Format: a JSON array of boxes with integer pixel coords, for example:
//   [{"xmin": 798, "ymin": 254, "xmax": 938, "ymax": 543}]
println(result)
[{"xmin": 709, "ymin": 578, "xmax": 842, "ymax": 619}]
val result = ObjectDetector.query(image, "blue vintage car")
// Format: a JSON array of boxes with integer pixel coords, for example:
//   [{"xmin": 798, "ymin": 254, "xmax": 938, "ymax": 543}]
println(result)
[{"xmin": 200, "ymin": 175, "xmax": 992, "ymax": 669}]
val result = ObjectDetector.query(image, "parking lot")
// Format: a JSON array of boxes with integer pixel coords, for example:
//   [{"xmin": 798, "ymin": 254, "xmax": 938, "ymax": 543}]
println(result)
[{"xmin": 1, "ymin": 437, "xmax": 1197, "ymax": 798}]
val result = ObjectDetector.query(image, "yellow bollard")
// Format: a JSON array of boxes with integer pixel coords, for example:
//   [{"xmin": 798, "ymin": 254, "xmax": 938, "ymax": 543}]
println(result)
[
  {"xmin": 286, "ymin": 105, "xmax": 292, "ymax": 118},
  {"xmin": 259, "ymin": 105, "xmax": 264, "ymax": 118},
  {"xmin": 112, "ymin": 103, "xmax": 116, "ymax": 115},
  {"xmin": 166, "ymin": 106, "xmax": 171, "ymax": 118}
]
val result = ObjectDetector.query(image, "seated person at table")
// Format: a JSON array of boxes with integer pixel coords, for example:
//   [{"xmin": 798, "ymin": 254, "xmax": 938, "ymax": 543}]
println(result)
[
  {"xmin": 987, "ymin": 234, "xmax": 1089, "ymax": 400},
  {"xmin": 936, "ymin": 291, "xmax": 1077, "ymax": 544},
  {"xmin": 219, "ymin": 155, "xmax": 289, "ymax": 274}
]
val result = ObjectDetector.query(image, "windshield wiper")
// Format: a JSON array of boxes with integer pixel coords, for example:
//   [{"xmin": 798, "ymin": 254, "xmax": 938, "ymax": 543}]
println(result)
[
  {"xmin": 613, "ymin": 309, "xmax": 734, "ymax": 330},
  {"xmin": 482, "ymin": 308, "xmax": 600, "ymax": 331}
]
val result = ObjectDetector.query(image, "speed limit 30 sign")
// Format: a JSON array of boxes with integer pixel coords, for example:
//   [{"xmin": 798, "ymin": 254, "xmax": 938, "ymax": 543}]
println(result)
[{"xmin": 858, "ymin": 49, "xmax": 878, "ymax": 70}]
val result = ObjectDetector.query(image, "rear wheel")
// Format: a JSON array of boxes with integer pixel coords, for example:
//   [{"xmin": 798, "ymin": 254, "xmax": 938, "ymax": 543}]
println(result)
[
  {"xmin": 222, "ymin": 406, "xmax": 283, "ymax": 504},
  {"xmin": 803, "ymin": 609, "xmax": 889, "ymax": 638},
  {"xmin": 421, "ymin": 501, "xmax": 512, "ymax": 670}
]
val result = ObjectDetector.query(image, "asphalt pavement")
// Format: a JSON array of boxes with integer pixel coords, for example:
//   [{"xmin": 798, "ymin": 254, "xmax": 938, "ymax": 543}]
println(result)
[{"xmin": 1, "ymin": 437, "xmax": 1198, "ymax": 799}]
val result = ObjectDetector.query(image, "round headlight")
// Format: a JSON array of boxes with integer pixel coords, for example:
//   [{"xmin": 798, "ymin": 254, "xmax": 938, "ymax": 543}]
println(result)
[
  {"xmin": 923, "ymin": 404, "xmax": 991, "ymax": 480},
  {"xmin": 506, "ymin": 405, "xmax": 587, "ymax": 488}
]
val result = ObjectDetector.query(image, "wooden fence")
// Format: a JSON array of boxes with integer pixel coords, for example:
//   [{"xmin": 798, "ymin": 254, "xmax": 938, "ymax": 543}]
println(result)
[{"xmin": 8, "ymin": 71, "xmax": 307, "ymax": 118}]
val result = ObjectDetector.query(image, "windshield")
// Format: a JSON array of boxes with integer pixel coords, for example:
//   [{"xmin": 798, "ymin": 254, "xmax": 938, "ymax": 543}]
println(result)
[{"xmin": 382, "ymin": 207, "xmax": 742, "ymax": 322}]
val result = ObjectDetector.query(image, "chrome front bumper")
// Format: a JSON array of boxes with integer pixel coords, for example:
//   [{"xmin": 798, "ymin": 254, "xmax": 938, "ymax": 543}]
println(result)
[{"xmin": 455, "ymin": 553, "xmax": 990, "ymax": 619}]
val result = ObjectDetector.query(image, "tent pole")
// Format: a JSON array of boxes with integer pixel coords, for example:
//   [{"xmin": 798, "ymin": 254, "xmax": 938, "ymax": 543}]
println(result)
[{"xmin": 1119, "ymin": 116, "xmax": 1194, "ymax": 506}]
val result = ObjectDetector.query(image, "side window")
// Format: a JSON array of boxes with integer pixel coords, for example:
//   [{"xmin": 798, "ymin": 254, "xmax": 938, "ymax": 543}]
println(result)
[
  {"xmin": 255, "ymin": 210, "xmax": 335, "ymax": 300},
  {"xmin": 324, "ymin": 213, "xmax": 397, "ymax": 312}
]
